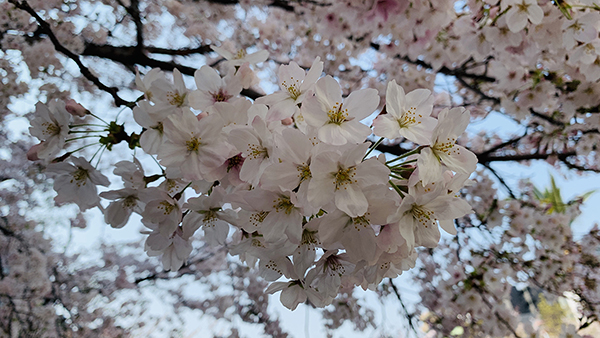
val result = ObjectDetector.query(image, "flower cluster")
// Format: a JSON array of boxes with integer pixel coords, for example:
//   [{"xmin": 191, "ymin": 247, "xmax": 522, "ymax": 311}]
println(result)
[{"xmin": 29, "ymin": 56, "xmax": 477, "ymax": 310}]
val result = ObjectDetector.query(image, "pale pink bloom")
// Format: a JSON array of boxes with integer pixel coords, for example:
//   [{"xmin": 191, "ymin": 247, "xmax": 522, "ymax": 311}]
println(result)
[
  {"xmin": 158, "ymin": 110, "xmax": 234, "ymax": 181},
  {"xmin": 46, "ymin": 156, "xmax": 110, "ymax": 210},
  {"xmin": 135, "ymin": 68, "xmax": 164, "ymax": 99},
  {"xmin": 148, "ymin": 68, "xmax": 190, "ymax": 108},
  {"xmin": 308, "ymin": 143, "xmax": 389, "ymax": 217},
  {"xmin": 113, "ymin": 158, "xmax": 145, "ymax": 189},
  {"xmin": 302, "ymin": 76, "xmax": 380, "ymax": 145},
  {"xmin": 313, "ymin": 251, "xmax": 355, "ymax": 298},
  {"xmin": 503, "ymin": 0, "xmax": 543, "ymax": 33},
  {"xmin": 141, "ymin": 188, "xmax": 182, "ymax": 236},
  {"xmin": 417, "ymin": 107, "xmax": 478, "ymax": 186},
  {"xmin": 100, "ymin": 188, "xmax": 144, "ymax": 228},
  {"xmin": 182, "ymin": 187, "xmax": 236, "ymax": 246},
  {"xmin": 132, "ymin": 100, "xmax": 176, "ymax": 155},
  {"xmin": 265, "ymin": 265, "xmax": 329, "ymax": 310},
  {"xmin": 562, "ymin": 13, "xmax": 599, "ymax": 50},
  {"xmin": 234, "ymin": 62, "xmax": 259, "ymax": 89},
  {"xmin": 211, "ymin": 45, "xmax": 269, "ymax": 66},
  {"xmin": 372, "ymin": 80, "xmax": 436, "ymax": 144},
  {"xmin": 227, "ymin": 117, "xmax": 275, "ymax": 187},
  {"xmin": 29, "ymin": 100, "xmax": 71, "ymax": 160},
  {"xmin": 256, "ymin": 57, "xmax": 323, "ymax": 122},
  {"xmin": 392, "ymin": 184, "xmax": 472, "ymax": 250},
  {"xmin": 188, "ymin": 65, "xmax": 242, "ymax": 111},
  {"xmin": 227, "ymin": 188, "xmax": 303, "ymax": 245},
  {"xmin": 145, "ymin": 226, "xmax": 192, "ymax": 271}
]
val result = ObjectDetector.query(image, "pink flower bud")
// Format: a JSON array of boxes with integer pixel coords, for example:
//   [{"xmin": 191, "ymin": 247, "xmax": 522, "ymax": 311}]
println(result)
[
  {"xmin": 65, "ymin": 99, "xmax": 88, "ymax": 117},
  {"xmin": 27, "ymin": 143, "xmax": 42, "ymax": 161},
  {"xmin": 196, "ymin": 111, "xmax": 208, "ymax": 120},
  {"xmin": 281, "ymin": 117, "xmax": 294, "ymax": 125},
  {"xmin": 237, "ymin": 62, "xmax": 259, "ymax": 89}
]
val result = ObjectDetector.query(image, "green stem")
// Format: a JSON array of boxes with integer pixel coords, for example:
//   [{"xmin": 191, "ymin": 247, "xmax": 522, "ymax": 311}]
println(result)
[
  {"xmin": 88, "ymin": 112, "xmax": 110, "ymax": 125},
  {"xmin": 389, "ymin": 180, "xmax": 405, "ymax": 198},
  {"xmin": 69, "ymin": 123, "xmax": 106, "ymax": 128},
  {"xmin": 68, "ymin": 130, "xmax": 104, "ymax": 134},
  {"xmin": 65, "ymin": 135, "xmax": 102, "ymax": 142},
  {"xmin": 389, "ymin": 159, "xmax": 417, "ymax": 169},
  {"xmin": 363, "ymin": 137, "xmax": 385, "ymax": 160},
  {"xmin": 385, "ymin": 146, "xmax": 425, "ymax": 165}
]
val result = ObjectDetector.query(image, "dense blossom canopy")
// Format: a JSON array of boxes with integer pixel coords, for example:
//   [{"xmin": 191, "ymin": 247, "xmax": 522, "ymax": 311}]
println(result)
[{"xmin": 1, "ymin": 0, "xmax": 600, "ymax": 337}]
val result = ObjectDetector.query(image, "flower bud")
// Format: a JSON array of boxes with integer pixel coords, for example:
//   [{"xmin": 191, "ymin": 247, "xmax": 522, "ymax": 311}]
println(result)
[
  {"xmin": 65, "ymin": 99, "xmax": 88, "ymax": 117},
  {"xmin": 27, "ymin": 143, "xmax": 42, "ymax": 161},
  {"xmin": 281, "ymin": 117, "xmax": 293, "ymax": 125},
  {"xmin": 196, "ymin": 111, "xmax": 208, "ymax": 120}
]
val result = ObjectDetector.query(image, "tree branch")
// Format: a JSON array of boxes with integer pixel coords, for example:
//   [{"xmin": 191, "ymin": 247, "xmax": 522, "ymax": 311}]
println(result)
[{"xmin": 8, "ymin": 0, "xmax": 134, "ymax": 107}]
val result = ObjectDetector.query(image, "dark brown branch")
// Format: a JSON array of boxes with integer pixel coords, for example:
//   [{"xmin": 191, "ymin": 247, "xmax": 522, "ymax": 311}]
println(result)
[
  {"xmin": 482, "ymin": 163, "xmax": 517, "ymax": 199},
  {"xmin": 388, "ymin": 278, "xmax": 419, "ymax": 336},
  {"xmin": 529, "ymin": 109, "xmax": 565, "ymax": 126},
  {"xmin": 8, "ymin": 0, "xmax": 134, "ymax": 107},
  {"xmin": 82, "ymin": 43, "xmax": 263, "ymax": 100}
]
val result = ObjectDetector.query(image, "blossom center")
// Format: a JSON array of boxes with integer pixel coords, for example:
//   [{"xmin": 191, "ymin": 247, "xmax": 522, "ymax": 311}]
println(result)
[
  {"xmin": 186, "ymin": 137, "xmax": 202, "ymax": 152},
  {"xmin": 296, "ymin": 164, "xmax": 312, "ymax": 182},
  {"xmin": 333, "ymin": 166, "xmax": 357, "ymax": 190},
  {"xmin": 408, "ymin": 205, "xmax": 436, "ymax": 228},
  {"xmin": 282, "ymin": 77, "xmax": 302, "ymax": 100},
  {"xmin": 42, "ymin": 122, "xmax": 60, "ymax": 136},
  {"xmin": 327, "ymin": 102, "xmax": 350, "ymax": 125},
  {"xmin": 211, "ymin": 89, "xmax": 233, "ymax": 102},
  {"xmin": 167, "ymin": 92, "xmax": 186, "ymax": 107},
  {"xmin": 158, "ymin": 201, "xmax": 176, "ymax": 215},
  {"xmin": 70, "ymin": 167, "xmax": 89, "ymax": 187},
  {"xmin": 273, "ymin": 196, "xmax": 295, "ymax": 215},
  {"xmin": 433, "ymin": 137, "xmax": 458, "ymax": 156},
  {"xmin": 249, "ymin": 211, "xmax": 269, "ymax": 227},
  {"xmin": 247, "ymin": 144, "xmax": 268, "ymax": 159},
  {"xmin": 397, "ymin": 106, "xmax": 421, "ymax": 128}
]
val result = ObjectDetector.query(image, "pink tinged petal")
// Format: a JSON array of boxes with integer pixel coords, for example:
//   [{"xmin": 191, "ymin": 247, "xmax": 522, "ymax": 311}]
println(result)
[
  {"xmin": 401, "ymin": 119, "xmax": 435, "ymax": 145},
  {"xmin": 261, "ymin": 163, "xmax": 302, "ymax": 192},
  {"xmin": 307, "ymin": 175, "xmax": 336, "ymax": 209},
  {"xmin": 385, "ymin": 80, "xmax": 405, "ymax": 119},
  {"xmin": 355, "ymin": 158, "xmax": 390, "ymax": 186},
  {"xmin": 173, "ymin": 235, "xmax": 193, "ymax": 261},
  {"xmin": 414, "ymin": 222, "xmax": 440, "ymax": 248},
  {"xmin": 280, "ymin": 284, "xmax": 307, "ymax": 311},
  {"xmin": 318, "ymin": 124, "xmax": 350, "ymax": 145},
  {"xmin": 245, "ymin": 50, "xmax": 269, "ymax": 64},
  {"xmin": 335, "ymin": 183, "xmax": 368, "ymax": 217},
  {"xmin": 437, "ymin": 145, "xmax": 478, "ymax": 174},
  {"xmin": 527, "ymin": 4, "xmax": 543, "ymax": 25},
  {"xmin": 506, "ymin": 9, "xmax": 528, "ymax": 33},
  {"xmin": 315, "ymin": 76, "xmax": 343, "ymax": 109},
  {"xmin": 104, "ymin": 201, "xmax": 133, "ymax": 228},
  {"xmin": 317, "ymin": 213, "xmax": 350, "ymax": 245},
  {"xmin": 140, "ymin": 130, "xmax": 163, "ymax": 155},
  {"xmin": 146, "ymin": 232, "xmax": 171, "ymax": 251},
  {"xmin": 343, "ymin": 224, "xmax": 378, "ymax": 264},
  {"xmin": 339, "ymin": 121, "xmax": 373, "ymax": 144},
  {"xmin": 373, "ymin": 115, "xmax": 401, "ymax": 139},
  {"xmin": 300, "ymin": 57, "xmax": 323, "ymax": 92},
  {"xmin": 194, "ymin": 65, "xmax": 223, "ymax": 93},
  {"xmin": 343, "ymin": 88, "xmax": 380, "ymax": 120},
  {"xmin": 438, "ymin": 219, "xmax": 457, "ymax": 235},
  {"xmin": 279, "ymin": 61, "xmax": 306, "ymax": 86},
  {"xmin": 405, "ymin": 88, "xmax": 432, "ymax": 109},
  {"xmin": 301, "ymin": 93, "xmax": 329, "ymax": 127},
  {"xmin": 574, "ymin": 25, "xmax": 597, "ymax": 43},
  {"xmin": 417, "ymin": 147, "xmax": 443, "ymax": 186}
]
